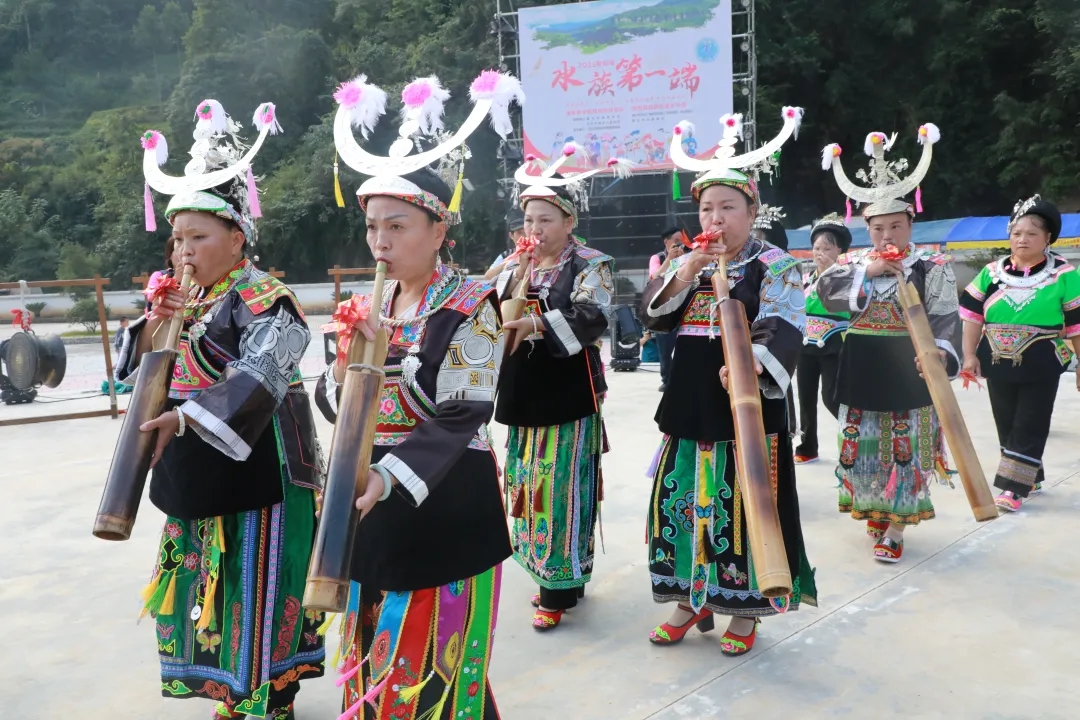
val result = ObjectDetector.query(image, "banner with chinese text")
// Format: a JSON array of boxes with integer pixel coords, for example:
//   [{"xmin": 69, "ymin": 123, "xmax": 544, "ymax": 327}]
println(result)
[{"xmin": 518, "ymin": 0, "xmax": 733, "ymax": 172}]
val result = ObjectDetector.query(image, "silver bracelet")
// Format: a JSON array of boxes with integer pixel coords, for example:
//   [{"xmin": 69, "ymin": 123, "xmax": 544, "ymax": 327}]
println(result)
[
  {"xmin": 370, "ymin": 464, "xmax": 394, "ymax": 502},
  {"xmin": 175, "ymin": 407, "xmax": 186, "ymax": 437},
  {"xmin": 531, "ymin": 315, "xmax": 539, "ymax": 334},
  {"xmin": 673, "ymin": 270, "xmax": 695, "ymax": 284}
]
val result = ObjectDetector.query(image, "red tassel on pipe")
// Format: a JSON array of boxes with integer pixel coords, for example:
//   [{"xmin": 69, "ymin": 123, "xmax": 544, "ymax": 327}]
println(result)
[
  {"xmin": 844, "ymin": 197, "xmax": 853, "ymax": 224},
  {"xmin": 915, "ymin": 186, "xmax": 924, "ymax": 214}
]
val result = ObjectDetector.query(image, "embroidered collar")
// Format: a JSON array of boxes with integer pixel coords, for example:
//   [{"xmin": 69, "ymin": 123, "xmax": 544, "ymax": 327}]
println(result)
[
  {"xmin": 701, "ymin": 237, "xmax": 766, "ymax": 273},
  {"xmin": 187, "ymin": 259, "xmax": 250, "ymax": 311},
  {"xmin": 382, "ymin": 262, "xmax": 462, "ymax": 327}
]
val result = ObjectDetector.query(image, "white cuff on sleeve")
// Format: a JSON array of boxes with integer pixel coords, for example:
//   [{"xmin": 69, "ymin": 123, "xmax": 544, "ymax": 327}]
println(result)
[
  {"xmin": 752, "ymin": 343, "xmax": 790, "ymax": 399},
  {"xmin": 179, "ymin": 399, "xmax": 253, "ymax": 462},
  {"xmin": 380, "ymin": 453, "xmax": 428, "ymax": 506},
  {"xmin": 647, "ymin": 273, "xmax": 695, "ymax": 316},
  {"xmin": 849, "ymin": 265, "xmax": 869, "ymax": 313},
  {"xmin": 544, "ymin": 309, "xmax": 583, "ymax": 356},
  {"xmin": 935, "ymin": 338, "xmax": 959, "ymax": 377},
  {"xmin": 323, "ymin": 364, "xmax": 340, "ymax": 415}
]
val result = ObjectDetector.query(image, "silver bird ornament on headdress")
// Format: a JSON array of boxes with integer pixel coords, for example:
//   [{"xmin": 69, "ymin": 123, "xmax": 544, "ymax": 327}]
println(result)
[{"xmin": 821, "ymin": 123, "xmax": 940, "ymax": 222}]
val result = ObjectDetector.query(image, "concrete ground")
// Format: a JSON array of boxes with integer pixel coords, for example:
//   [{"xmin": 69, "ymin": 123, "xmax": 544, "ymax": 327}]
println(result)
[{"xmin": 1, "ymin": 353, "xmax": 1078, "ymax": 719}]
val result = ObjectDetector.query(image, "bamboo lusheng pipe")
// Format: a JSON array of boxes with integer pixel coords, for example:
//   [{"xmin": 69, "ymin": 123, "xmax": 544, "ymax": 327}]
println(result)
[
  {"xmin": 712, "ymin": 254, "xmax": 793, "ymax": 598},
  {"xmin": 501, "ymin": 258, "xmax": 534, "ymax": 356},
  {"xmin": 94, "ymin": 266, "xmax": 194, "ymax": 541},
  {"xmin": 303, "ymin": 261, "xmax": 390, "ymax": 612},
  {"xmin": 894, "ymin": 276, "xmax": 998, "ymax": 522}
]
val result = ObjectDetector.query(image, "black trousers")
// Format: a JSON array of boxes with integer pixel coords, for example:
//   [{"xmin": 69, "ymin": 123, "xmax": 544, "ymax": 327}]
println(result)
[
  {"xmin": 988, "ymin": 376, "xmax": 1059, "ymax": 497},
  {"xmin": 539, "ymin": 585, "xmax": 586, "ymax": 611},
  {"xmin": 655, "ymin": 331, "xmax": 677, "ymax": 385},
  {"xmin": 795, "ymin": 351, "xmax": 840, "ymax": 457}
]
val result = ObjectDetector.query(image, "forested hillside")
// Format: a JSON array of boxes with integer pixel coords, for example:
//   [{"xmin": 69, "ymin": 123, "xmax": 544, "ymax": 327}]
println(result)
[{"xmin": 0, "ymin": 0, "xmax": 1077, "ymax": 285}]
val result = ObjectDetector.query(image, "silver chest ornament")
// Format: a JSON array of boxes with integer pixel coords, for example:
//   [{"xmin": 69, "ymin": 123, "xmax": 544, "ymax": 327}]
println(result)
[
  {"xmin": 992, "ymin": 255, "xmax": 1053, "ymax": 312},
  {"xmin": 401, "ymin": 344, "xmax": 422, "ymax": 390}
]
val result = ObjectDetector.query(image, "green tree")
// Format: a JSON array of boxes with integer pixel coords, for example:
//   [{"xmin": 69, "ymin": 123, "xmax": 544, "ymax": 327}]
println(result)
[
  {"xmin": 56, "ymin": 243, "xmax": 103, "ymax": 297},
  {"xmin": 0, "ymin": 188, "xmax": 59, "ymax": 281},
  {"xmin": 0, "ymin": 0, "xmax": 54, "ymax": 50},
  {"xmin": 133, "ymin": 5, "xmax": 164, "ymax": 106}
]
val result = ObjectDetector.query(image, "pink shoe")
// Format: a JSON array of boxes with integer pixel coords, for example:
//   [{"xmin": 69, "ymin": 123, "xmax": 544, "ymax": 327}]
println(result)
[{"xmin": 995, "ymin": 491, "xmax": 1022, "ymax": 513}]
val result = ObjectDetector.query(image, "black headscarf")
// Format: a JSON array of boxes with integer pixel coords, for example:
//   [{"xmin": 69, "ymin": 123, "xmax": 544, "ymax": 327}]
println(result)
[
  {"xmin": 810, "ymin": 219, "xmax": 853, "ymax": 253},
  {"xmin": 506, "ymin": 208, "xmax": 526, "ymax": 232},
  {"xmin": 1010, "ymin": 195, "xmax": 1062, "ymax": 244}
]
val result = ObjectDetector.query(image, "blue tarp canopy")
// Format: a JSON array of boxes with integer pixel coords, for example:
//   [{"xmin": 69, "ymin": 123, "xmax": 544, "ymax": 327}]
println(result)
[
  {"xmin": 786, "ymin": 214, "xmax": 1080, "ymax": 250},
  {"xmin": 786, "ymin": 219, "xmax": 959, "ymax": 250},
  {"xmin": 943, "ymin": 214, "xmax": 1080, "ymax": 242}
]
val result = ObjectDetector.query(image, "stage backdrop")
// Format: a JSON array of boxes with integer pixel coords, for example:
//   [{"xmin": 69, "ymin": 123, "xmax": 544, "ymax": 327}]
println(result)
[{"xmin": 518, "ymin": 0, "xmax": 733, "ymax": 172}]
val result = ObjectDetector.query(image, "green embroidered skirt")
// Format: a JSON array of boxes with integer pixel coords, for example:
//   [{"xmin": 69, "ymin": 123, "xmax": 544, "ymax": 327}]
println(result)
[
  {"xmin": 144, "ymin": 478, "xmax": 325, "ymax": 717},
  {"xmin": 506, "ymin": 413, "xmax": 602, "ymax": 592},
  {"xmin": 647, "ymin": 434, "xmax": 817, "ymax": 616}
]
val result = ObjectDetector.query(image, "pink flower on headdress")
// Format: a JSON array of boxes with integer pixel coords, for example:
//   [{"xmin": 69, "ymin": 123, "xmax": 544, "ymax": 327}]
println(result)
[
  {"xmin": 724, "ymin": 117, "xmax": 737, "ymax": 128},
  {"xmin": 785, "ymin": 107, "xmax": 797, "ymax": 119},
  {"xmin": 402, "ymin": 79, "xmax": 433, "ymax": 108},
  {"xmin": 334, "ymin": 80, "xmax": 363, "ymax": 109},
  {"xmin": 141, "ymin": 130, "xmax": 162, "ymax": 150},
  {"xmin": 471, "ymin": 69, "xmax": 501, "ymax": 95},
  {"xmin": 197, "ymin": 103, "xmax": 214, "ymax": 120},
  {"xmin": 525, "ymin": 153, "xmax": 537, "ymax": 162},
  {"xmin": 260, "ymin": 104, "xmax": 275, "ymax": 124}
]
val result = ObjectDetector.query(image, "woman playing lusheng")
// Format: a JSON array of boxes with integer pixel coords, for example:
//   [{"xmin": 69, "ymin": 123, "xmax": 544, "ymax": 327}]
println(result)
[
  {"xmin": 317, "ymin": 72, "xmax": 520, "ymax": 719},
  {"xmin": 495, "ymin": 158, "xmax": 614, "ymax": 631},
  {"xmin": 123, "ymin": 100, "xmax": 324, "ymax": 720},
  {"xmin": 642, "ymin": 109, "xmax": 816, "ymax": 656},
  {"xmin": 817, "ymin": 125, "xmax": 958, "ymax": 563},
  {"xmin": 794, "ymin": 214, "xmax": 852, "ymax": 464},
  {"xmin": 958, "ymin": 196, "xmax": 1080, "ymax": 512}
]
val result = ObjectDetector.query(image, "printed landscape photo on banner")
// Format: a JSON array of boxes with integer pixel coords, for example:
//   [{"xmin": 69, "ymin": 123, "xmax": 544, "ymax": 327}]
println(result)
[{"xmin": 518, "ymin": 0, "xmax": 734, "ymax": 172}]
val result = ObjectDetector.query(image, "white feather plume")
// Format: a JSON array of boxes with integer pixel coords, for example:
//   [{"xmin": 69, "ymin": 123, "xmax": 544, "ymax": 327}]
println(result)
[
  {"xmin": 918, "ymin": 122, "xmax": 941, "ymax": 145},
  {"xmin": 470, "ymin": 71, "xmax": 525, "ymax": 139},
  {"xmin": 194, "ymin": 99, "xmax": 228, "ymax": 135},
  {"xmin": 607, "ymin": 157, "xmax": 634, "ymax": 179},
  {"xmin": 781, "ymin": 106, "xmax": 804, "ymax": 140},
  {"xmin": 400, "ymin": 76, "xmax": 450, "ymax": 136},
  {"xmin": 334, "ymin": 75, "xmax": 388, "ymax": 139},
  {"xmin": 821, "ymin": 144, "xmax": 840, "ymax": 171},
  {"xmin": 719, "ymin": 113, "xmax": 744, "ymax": 141}
]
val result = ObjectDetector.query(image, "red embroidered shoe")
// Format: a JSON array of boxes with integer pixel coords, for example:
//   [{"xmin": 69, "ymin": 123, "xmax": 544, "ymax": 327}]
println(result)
[
  {"xmin": 873, "ymin": 536, "xmax": 903, "ymax": 563},
  {"xmin": 533, "ymin": 608, "xmax": 564, "ymax": 630},
  {"xmin": 866, "ymin": 520, "xmax": 889, "ymax": 539},
  {"xmin": 995, "ymin": 491, "xmax": 1022, "ymax": 512},
  {"xmin": 793, "ymin": 454, "xmax": 819, "ymax": 465},
  {"xmin": 719, "ymin": 618, "xmax": 760, "ymax": 656},
  {"xmin": 648, "ymin": 604, "xmax": 714, "ymax": 645}
]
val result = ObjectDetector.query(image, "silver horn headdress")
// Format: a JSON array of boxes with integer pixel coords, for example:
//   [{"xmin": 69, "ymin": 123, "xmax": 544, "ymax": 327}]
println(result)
[
  {"xmin": 821, "ymin": 123, "xmax": 940, "ymax": 222},
  {"xmin": 668, "ymin": 106, "xmax": 803, "ymax": 204},
  {"xmin": 332, "ymin": 70, "xmax": 524, "ymax": 224},
  {"xmin": 513, "ymin": 141, "xmax": 635, "ymax": 227},
  {"xmin": 141, "ymin": 99, "xmax": 282, "ymax": 244}
]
